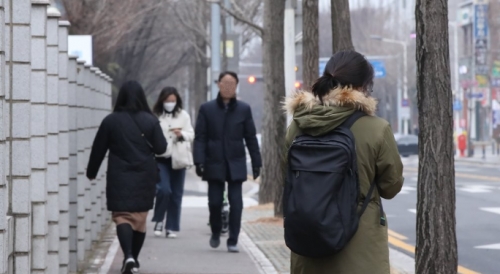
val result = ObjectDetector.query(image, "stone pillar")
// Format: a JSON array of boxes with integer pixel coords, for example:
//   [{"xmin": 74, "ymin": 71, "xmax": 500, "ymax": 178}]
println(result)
[
  {"xmin": 103, "ymin": 75, "xmax": 112, "ymax": 225},
  {"xmin": 67, "ymin": 55, "xmax": 78, "ymax": 273},
  {"xmin": 30, "ymin": 1, "xmax": 50, "ymax": 273},
  {"xmin": 57, "ymin": 20, "xmax": 70, "ymax": 273},
  {"xmin": 45, "ymin": 6, "xmax": 60, "ymax": 273},
  {"xmin": 95, "ymin": 72, "xmax": 106, "ymax": 232},
  {"xmin": 88, "ymin": 68, "xmax": 98, "ymax": 243},
  {"xmin": 75, "ymin": 59, "xmax": 86, "ymax": 261},
  {"xmin": 83, "ymin": 64, "xmax": 92, "ymax": 251},
  {"xmin": 0, "ymin": 1, "xmax": 7, "ymax": 274},
  {"xmin": 5, "ymin": 0, "xmax": 33, "ymax": 272}
]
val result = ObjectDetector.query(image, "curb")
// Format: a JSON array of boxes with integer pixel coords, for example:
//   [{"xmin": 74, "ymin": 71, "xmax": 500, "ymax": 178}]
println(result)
[{"xmin": 240, "ymin": 230, "xmax": 280, "ymax": 274}]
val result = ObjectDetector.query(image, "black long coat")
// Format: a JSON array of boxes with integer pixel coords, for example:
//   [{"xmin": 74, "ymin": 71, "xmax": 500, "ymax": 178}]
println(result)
[
  {"xmin": 87, "ymin": 111, "xmax": 167, "ymax": 212},
  {"xmin": 193, "ymin": 94, "xmax": 262, "ymax": 182}
]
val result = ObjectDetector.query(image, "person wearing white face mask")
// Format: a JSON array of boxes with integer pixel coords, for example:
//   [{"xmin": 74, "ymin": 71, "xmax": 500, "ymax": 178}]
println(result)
[{"xmin": 151, "ymin": 87, "xmax": 194, "ymax": 238}]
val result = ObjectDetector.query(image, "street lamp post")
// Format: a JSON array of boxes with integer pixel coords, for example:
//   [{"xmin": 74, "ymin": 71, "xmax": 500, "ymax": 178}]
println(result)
[
  {"xmin": 210, "ymin": 2, "xmax": 221, "ymax": 100},
  {"xmin": 371, "ymin": 35, "xmax": 409, "ymax": 135}
]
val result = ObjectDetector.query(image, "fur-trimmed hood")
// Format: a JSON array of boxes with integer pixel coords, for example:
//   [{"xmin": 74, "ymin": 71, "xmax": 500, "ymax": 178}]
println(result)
[
  {"xmin": 284, "ymin": 86, "xmax": 377, "ymax": 116},
  {"xmin": 283, "ymin": 87, "xmax": 378, "ymax": 136}
]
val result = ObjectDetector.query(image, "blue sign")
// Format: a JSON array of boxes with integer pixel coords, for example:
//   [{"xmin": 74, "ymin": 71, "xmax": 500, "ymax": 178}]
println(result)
[
  {"xmin": 370, "ymin": 60, "xmax": 387, "ymax": 78},
  {"xmin": 493, "ymin": 110, "xmax": 500, "ymax": 129},
  {"xmin": 402, "ymin": 99, "xmax": 409, "ymax": 107},
  {"xmin": 453, "ymin": 100, "xmax": 462, "ymax": 111},
  {"xmin": 474, "ymin": 4, "xmax": 488, "ymax": 40},
  {"xmin": 318, "ymin": 58, "xmax": 386, "ymax": 78},
  {"xmin": 491, "ymin": 78, "xmax": 500, "ymax": 87},
  {"xmin": 467, "ymin": 93, "xmax": 484, "ymax": 99}
]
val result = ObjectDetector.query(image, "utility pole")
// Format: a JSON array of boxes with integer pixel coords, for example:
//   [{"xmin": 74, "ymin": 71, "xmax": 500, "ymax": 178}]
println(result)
[
  {"xmin": 284, "ymin": 0, "xmax": 296, "ymax": 125},
  {"xmin": 211, "ymin": 2, "xmax": 221, "ymax": 100}
]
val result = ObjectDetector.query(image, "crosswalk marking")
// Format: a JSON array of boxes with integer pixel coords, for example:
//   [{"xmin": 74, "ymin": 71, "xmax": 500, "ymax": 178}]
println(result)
[
  {"xmin": 475, "ymin": 243, "xmax": 500, "ymax": 250},
  {"xmin": 480, "ymin": 207, "xmax": 500, "ymax": 215},
  {"xmin": 459, "ymin": 185, "xmax": 495, "ymax": 193},
  {"xmin": 400, "ymin": 207, "xmax": 500, "ymax": 216},
  {"xmin": 397, "ymin": 184, "xmax": 500, "ymax": 194}
]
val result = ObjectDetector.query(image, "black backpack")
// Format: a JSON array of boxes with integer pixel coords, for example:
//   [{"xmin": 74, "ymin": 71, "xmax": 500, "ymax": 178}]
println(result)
[{"xmin": 283, "ymin": 111, "xmax": 385, "ymax": 258}]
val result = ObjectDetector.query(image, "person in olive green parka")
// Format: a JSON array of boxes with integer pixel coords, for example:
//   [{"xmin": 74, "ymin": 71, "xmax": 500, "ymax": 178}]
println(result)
[{"xmin": 283, "ymin": 51, "xmax": 404, "ymax": 274}]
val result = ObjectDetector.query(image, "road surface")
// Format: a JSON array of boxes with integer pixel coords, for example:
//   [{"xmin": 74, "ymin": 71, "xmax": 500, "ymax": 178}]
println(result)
[{"xmin": 386, "ymin": 156, "xmax": 500, "ymax": 274}]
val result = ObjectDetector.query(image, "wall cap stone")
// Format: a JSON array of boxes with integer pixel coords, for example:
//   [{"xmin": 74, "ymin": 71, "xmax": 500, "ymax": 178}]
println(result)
[
  {"xmin": 68, "ymin": 55, "xmax": 79, "ymax": 60},
  {"xmin": 32, "ymin": 0, "xmax": 51, "ymax": 5},
  {"xmin": 58, "ymin": 20, "xmax": 71, "ymax": 27},
  {"xmin": 47, "ymin": 6, "xmax": 61, "ymax": 17},
  {"xmin": 76, "ymin": 59, "xmax": 86, "ymax": 65}
]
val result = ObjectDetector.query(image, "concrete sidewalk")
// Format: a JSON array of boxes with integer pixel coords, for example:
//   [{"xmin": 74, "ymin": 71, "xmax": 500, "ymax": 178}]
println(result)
[
  {"xmin": 86, "ymin": 170, "xmax": 410, "ymax": 274},
  {"xmin": 96, "ymin": 170, "xmax": 268, "ymax": 274},
  {"xmin": 87, "ymin": 204, "xmax": 410, "ymax": 274},
  {"xmin": 103, "ymin": 208, "xmax": 265, "ymax": 274},
  {"xmin": 455, "ymin": 147, "xmax": 500, "ymax": 165}
]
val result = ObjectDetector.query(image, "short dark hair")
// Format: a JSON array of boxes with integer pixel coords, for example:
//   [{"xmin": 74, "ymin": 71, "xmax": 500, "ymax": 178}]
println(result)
[
  {"xmin": 218, "ymin": 71, "xmax": 239, "ymax": 84},
  {"xmin": 152, "ymin": 86, "xmax": 183, "ymax": 117},
  {"xmin": 312, "ymin": 50, "xmax": 374, "ymax": 100},
  {"xmin": 114, "ymin": 81, "xmax": 153, "ymax": 114}
]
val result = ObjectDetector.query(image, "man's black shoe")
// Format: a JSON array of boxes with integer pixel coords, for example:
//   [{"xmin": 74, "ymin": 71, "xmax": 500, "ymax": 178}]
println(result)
[{"xmin": 210, "ymin": 234, "xmax": 220, "ymax": 248}]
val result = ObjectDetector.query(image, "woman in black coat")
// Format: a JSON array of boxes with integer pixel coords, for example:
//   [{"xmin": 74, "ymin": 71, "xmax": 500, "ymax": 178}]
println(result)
[{"xmin": 87, "ymin": 81, "xmax": 167, "ymax": 274}]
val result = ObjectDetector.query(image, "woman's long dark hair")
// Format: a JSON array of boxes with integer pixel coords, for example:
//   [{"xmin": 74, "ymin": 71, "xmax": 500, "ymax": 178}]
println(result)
[
  {"xmin": 152, "ymin": 87, "xmax": 183, "ymax": 117},
  {"xmin": 114, "ymin": 81, "xmax": 153, "ymax": 114},
  {"xmin": 312, "ymin": 50, "xmax": 374, "ymax": 101}
]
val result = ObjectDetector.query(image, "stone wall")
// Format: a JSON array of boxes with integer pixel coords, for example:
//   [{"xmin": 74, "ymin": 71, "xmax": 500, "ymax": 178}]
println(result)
[{"xmin": 0, "ymin": 1, "xmax": 113, "ymax": 273}]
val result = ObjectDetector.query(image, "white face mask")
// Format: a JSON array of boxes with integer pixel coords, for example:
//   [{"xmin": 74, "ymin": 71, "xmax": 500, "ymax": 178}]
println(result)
[{"xmin": 164, "ymin": 102, "xmax": 176, "ymax": 112}]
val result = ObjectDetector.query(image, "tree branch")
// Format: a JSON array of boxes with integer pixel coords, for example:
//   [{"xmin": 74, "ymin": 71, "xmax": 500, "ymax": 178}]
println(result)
[{"xmin": 219, "ymin": 3, "xmax": 264, "ymax": 37}]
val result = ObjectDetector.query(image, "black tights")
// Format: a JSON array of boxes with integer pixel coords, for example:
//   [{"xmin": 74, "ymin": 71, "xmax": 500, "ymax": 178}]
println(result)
[{"xmin": 116, "ymin": 224, "xmax": 146, "ymax": 261}]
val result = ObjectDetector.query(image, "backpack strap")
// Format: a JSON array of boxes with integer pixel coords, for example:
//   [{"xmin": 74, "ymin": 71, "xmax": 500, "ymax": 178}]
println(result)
[
  {"xmin": 358, "ymin": 182, "xmax": 386, "ymax": 226},
  {"xmin": 344, "ymin": 110, "xmax": 386, "ymax": 226},
  {"xmin": 341, "ymin": 110, "xmax": 366, "ymax": 129}
]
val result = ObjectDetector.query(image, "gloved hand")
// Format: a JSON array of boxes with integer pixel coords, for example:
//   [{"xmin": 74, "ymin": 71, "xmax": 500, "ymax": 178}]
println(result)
[
  {"xmin": 253, "ymin": 167, "xmax": 260, "ymax": 180},
  {"xmin": 196, "ymin": 164, "xmax": 204, "ymax": 177}
]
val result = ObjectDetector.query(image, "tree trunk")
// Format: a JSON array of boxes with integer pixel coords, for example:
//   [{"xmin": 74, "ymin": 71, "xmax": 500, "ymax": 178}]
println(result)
[
  {"xmin": 331, "ymin": 0, "xmax": 354, "ymax": 53},
  {"xmin": 415, "ymin": 1, "xmax": 458, "ymax": 273},
  {"xmin": 302, "ymin": 0, "xmax": 319, "ymax": 89},
  {"xmin": 259, "ymin": 0, "xmax": 286, "ymax": 217}
]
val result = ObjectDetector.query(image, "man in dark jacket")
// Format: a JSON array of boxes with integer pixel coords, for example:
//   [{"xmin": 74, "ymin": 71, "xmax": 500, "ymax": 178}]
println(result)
[{"xmin": 194, "ymin": 71, "xmax": 262, "ymax": 253}]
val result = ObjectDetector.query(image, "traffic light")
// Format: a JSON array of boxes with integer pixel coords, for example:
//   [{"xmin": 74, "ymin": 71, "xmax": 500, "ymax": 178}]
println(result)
[
  {"xmin": 295, "ymin": 81, "xmax": 302, "ymax": 89},
  {"xmin": 294, "ymin": 66, "xmax": 299, "ymax": 72},
  {"xmin": 247, "ymin": 75, "xmax": 263, "ymax": 84}
]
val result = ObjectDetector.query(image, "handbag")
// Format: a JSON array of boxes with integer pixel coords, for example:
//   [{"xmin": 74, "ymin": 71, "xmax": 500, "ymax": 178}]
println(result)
[{"xmin": 171, "ymin": 138, "xmax": 193, "ymax": 170}]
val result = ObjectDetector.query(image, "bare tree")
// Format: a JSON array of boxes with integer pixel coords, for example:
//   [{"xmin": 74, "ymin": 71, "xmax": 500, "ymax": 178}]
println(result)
[
  {"xmin": 217, "ymin": 0, "xmax": 287, "ymax": 215},
  {"xmin": 258, "ymin": 0, "xmax": 286, "ymax": 217},
  {"xmin": 62, "ymin": 0, "xmax": 193, "ymax": 101},
  {"xmin": 415, "ymin": 0, "xmax": 457, "ymax": 273},
  {"xmin": 173, "ymin": 0, "xmax": 263, "ymax": 116},
  {"xmin": 331, "ymin": 0, "xmax": 354, "ymax": 53},
  {"xmin": 302, "ymin": 0, "xmax": 319, "ymax": 89}
]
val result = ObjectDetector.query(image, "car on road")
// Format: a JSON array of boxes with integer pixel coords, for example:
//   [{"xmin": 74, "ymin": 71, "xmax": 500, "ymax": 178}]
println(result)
[{"xmin": 395, "ymin": 134, "xmax": 418, "ymax": 157}]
